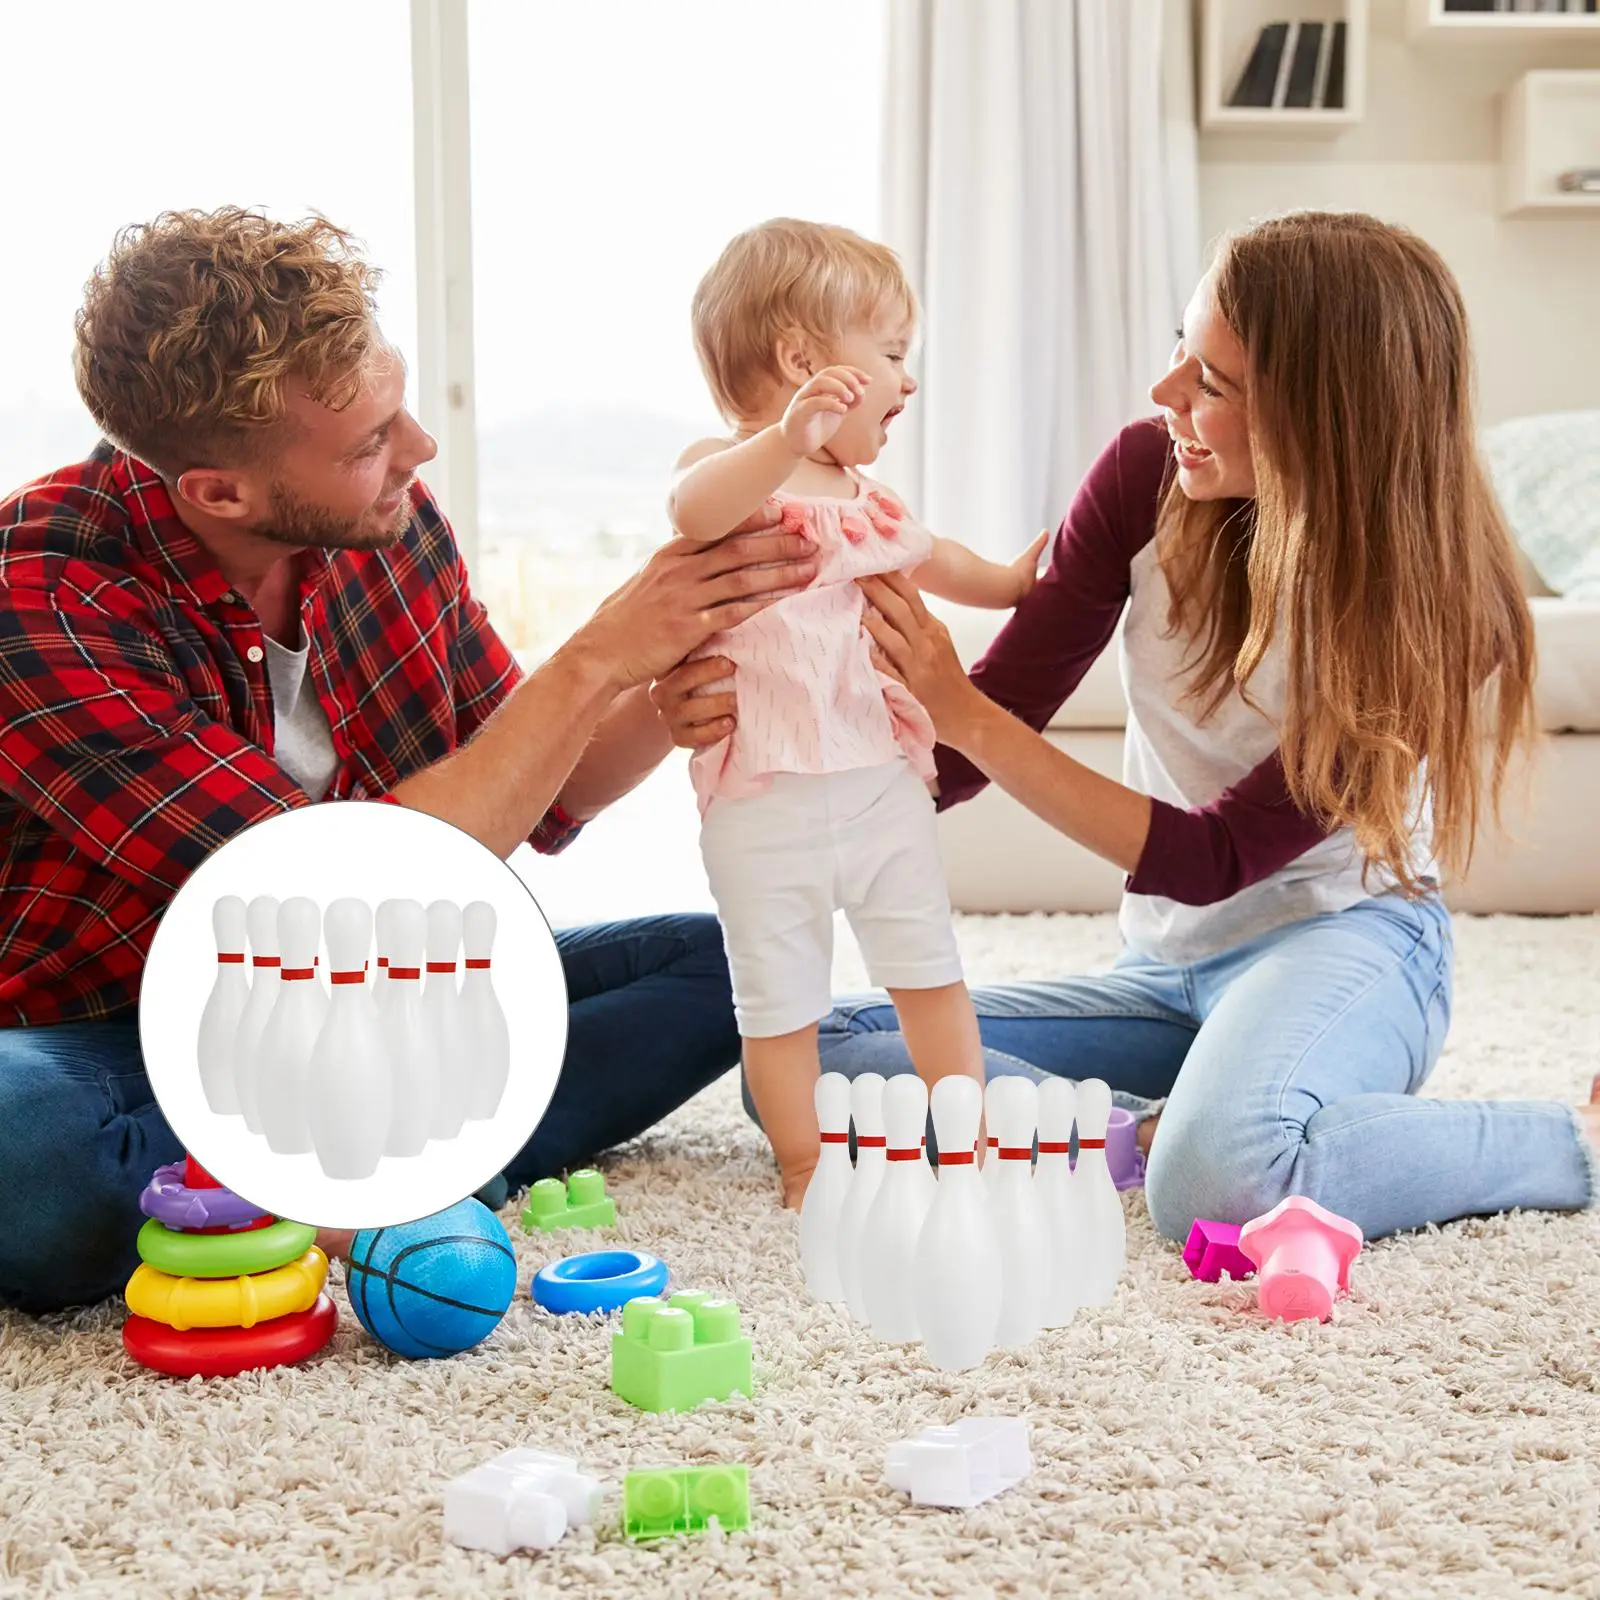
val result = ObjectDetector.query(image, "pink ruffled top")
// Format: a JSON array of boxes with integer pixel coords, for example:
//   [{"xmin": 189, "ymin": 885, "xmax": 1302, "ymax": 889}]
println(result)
[{"xmin": 689, "ymin": 475, "xmax": 938, "ymax": 816}]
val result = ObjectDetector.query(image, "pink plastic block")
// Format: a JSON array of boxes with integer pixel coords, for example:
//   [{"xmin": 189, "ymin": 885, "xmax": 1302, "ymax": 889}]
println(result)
[
  {"xmin": 1182, "ymin": 1219, "xmax": 1255, "ymax": 1283},
  {"xmin": 1238, "ymin": 1196, "xmax": 1363, "ymax": 1323}
]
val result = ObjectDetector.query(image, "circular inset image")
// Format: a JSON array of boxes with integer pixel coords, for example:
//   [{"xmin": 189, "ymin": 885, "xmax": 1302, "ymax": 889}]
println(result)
[{"xmin": 140, "ymin": 803, "xmax": 568, "ymax": 1230}]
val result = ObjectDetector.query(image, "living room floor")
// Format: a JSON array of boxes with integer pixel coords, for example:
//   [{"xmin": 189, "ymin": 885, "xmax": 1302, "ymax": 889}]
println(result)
[{"xmin": 3, "ymin": 909, "xmax": 1597, "ymax": 1598}]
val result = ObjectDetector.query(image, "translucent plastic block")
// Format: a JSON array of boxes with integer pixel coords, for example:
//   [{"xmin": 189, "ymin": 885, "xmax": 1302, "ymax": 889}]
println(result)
[{"xmin": 622, "ymin": 1464, "xmax": 750, "ymax": 1542}]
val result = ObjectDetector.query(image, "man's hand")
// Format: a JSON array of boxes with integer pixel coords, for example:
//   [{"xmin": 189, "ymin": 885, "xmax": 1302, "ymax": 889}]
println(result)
[
  {"xmin": 650, "ymin": 655, "xmax": 739, "ymax": 749},
  {"xmin": 573, "ymin": 504, "xmax": 818, "ymax": 692},
  {"xmin": 780, "ymin": 366, "xmax": 869, "ymax": 457}
]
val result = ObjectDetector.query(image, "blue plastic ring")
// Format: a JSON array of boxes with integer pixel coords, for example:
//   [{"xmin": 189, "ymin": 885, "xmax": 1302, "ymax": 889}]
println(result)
[{"xmin": 532, "ymin": 1250, "xmax": 669, "ymax": 1316}]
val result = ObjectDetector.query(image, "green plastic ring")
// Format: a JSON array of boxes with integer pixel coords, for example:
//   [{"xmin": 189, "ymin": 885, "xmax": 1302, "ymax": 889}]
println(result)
[{"xmin": 136, "ymin": 1217, "xmax": 315, "ymax": 1279}]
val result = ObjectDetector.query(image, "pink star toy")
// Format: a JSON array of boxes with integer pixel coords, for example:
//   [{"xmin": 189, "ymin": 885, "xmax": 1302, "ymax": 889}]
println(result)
[{"xmin": 1238, "ymin": 1196, "xmax": 1364, "ymax": 1324}]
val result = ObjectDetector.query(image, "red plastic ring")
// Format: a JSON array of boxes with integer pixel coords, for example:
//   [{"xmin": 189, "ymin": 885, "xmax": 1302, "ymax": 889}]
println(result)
[{"xmin": 122, "ymin": 1294, "xmax": 338, "ymax": 1378}]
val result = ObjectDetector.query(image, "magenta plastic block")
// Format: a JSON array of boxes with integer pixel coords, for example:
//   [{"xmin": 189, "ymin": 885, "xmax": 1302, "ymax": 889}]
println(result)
[{"xmin": 1183, "ymin": 1219, "xmax": 1256, "ymax": 1283}]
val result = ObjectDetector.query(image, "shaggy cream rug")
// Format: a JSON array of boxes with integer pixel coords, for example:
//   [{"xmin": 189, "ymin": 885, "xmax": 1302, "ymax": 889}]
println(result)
[{"xmin": 3, "ymin": 914, "xmax": 1598, "ymax": 1599}]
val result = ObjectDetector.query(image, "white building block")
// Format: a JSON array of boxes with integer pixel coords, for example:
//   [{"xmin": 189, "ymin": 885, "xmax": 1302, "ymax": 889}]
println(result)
[
  {"xmin": 884, "ymin": 1417, "xmax": 1032, "ymax": 1509},
  {"xmin": 443, "ymin": 1447, "xmax": 604, "ymax": 1557}
]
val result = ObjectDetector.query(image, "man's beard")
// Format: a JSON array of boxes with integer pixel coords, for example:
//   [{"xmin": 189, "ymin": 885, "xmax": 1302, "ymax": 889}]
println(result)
[{"xmin": 254, "ymin": 480, "xmax": 413, "ymax": 550}]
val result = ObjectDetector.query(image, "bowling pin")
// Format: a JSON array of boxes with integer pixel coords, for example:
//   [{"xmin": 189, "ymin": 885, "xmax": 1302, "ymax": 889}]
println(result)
[
  {"xmin": 423, "ymin": 900, "xmax": 469, "ymax": 1140},
  {"xmin": 373, "ymin": 900, "xmax": 401, "ymax": 1024},
  {"xmin": 1073, "ymin": 1078, "xmax": 1126, "ymax": 1305},
  {"xmin": 982, "ymin": 1132, "xmax": 1001, "ymax": 1197},
  {"xmin": 197, "ymin": 895, "xmax": 249, "ymax": 1116},
  {"xmin": 835, "ymin": 1073, "xmax": 888, "ymax": 1322},
  {"xmin": 798, "ymin": 1073, "xmax": 854, "ymax": 1303},
  {"xmin": 460, "ymin": 900, "xmax": 510, "ymax": 1121},
  {"xmin": 381, "ymin": 900, "xmax": 436, "ymax": 1156},
  {"xmin": 233, "ymin": 895, "xmax": 282, "ymax": 1134},
  {"xmin": 256, "ymin": 897, "xmax": 329, "ymax": 1155},
  {"xmin": 306, "ymin": 898, "xmax": 393, "ymax": 1181},
  {"xmin": 987, "ymin": 1076, "xmax": 1047, "ymax": 1349},
  {"xmin": 912, "ymin": 1075, "xmax": 1002, "ymax": 1371},
  {"xmin": 860, "ymin": 1073, "xmax": 937, "ymax": 1343},
  {"xmin": 1035, "ymin": 1076, "xmax": 1082, "ymax": 1328}
]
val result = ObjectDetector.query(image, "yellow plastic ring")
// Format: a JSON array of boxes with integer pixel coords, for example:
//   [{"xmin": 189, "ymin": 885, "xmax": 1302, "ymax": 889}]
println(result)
[{"xmin": 124, "ymin": 1247, "xmax": 328, "ymax": 1331}]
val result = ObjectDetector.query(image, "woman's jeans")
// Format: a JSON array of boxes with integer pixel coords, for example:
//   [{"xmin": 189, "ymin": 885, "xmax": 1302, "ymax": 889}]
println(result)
[
  {"xmin": 806, "ymin": 895, "xmax": 1596, "ymax": 1243},
  {"xmin": 0, "ymin": 915, "xmax": 740, "ymax": 1313}
]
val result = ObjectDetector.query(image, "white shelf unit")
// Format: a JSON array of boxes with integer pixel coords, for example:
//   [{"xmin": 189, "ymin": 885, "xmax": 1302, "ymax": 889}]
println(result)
[
  {"xmin": 1408, "ymin": 1, "xmax": 1600, "ymax": 44},
  {"xmin": 1199, "ymin": 0, "xmax": 1368, "ymax": 134},
  {"xmin": 1500, "ymin": 69, "xmax": 1600, "ymax": 214}
]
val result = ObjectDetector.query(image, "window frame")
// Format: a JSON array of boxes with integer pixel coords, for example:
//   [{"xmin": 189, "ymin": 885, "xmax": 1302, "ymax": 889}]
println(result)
[{"xmin": 410, "ymin": 0, "xmax": 480, "ymax": 573}]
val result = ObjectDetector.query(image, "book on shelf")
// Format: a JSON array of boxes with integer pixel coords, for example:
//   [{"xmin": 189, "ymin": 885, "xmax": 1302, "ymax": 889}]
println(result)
[
  {"xmin": 1283, "ymin": 21, "xmax": 1323, "ymax": 109},
  {"xmin": 1324, "ymin": 22, "xmax": 1347, "ymax": 110},
  {"xmin": 1226, "ymin": 20, "xmax": 1348, "ymax": 112},
  {"xmin": 1227, "ymin": 21, "xmax": 1289, "ymax": 109}
]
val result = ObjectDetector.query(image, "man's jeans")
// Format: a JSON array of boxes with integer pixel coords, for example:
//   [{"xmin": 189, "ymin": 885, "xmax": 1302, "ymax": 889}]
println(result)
[
  {"xmin": 810, "ymin": 895, "xmax": 1596, "ymax": 1243},
  {"xmin": 0, "ymin": 914, "xmax": 739, "ymax": 1312}
]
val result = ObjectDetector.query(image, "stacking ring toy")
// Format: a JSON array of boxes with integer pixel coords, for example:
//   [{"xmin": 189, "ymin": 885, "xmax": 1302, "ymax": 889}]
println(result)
[
  {"xmin": 532, "ymin": 1250, "xmax": 668, "ymax": 1316},
  {"xmin": 125, "ymin": 1247, "xmax": 328, "ymax": 1331},
  {"xmin": 136, "ymin": 1217, "xmax": 315, "ymax": 1279},
  {"xmin": 122, "ymin": 1294, "xmax": 338, "ymax": 1378},
  {"xmin": 140, "ymin": 1163, "xmax": 268, "ymax": 1231}
]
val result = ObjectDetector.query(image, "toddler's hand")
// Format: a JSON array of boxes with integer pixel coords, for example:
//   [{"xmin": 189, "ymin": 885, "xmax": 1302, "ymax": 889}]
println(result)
[
  {"xmin": 781, "ymin": 366, "xmax": 870, "ymax": 457},
  {"xmin": 1009, "ymin": 529, "xmax": 1050, "ymax": 605}
]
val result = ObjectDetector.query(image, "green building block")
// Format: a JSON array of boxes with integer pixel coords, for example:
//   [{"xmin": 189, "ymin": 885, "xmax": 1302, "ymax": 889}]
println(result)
[
  {"xmin": 622, "ymin": 1463, "xmax": 750, "ymax": 1542},
  {"xmin": 521, "ymin": 1168, "xmax": 616, "ymax": 1232},
  {"xmin": 610, "ymin": 1292, "xmax": 753, "ymax": 1414}
]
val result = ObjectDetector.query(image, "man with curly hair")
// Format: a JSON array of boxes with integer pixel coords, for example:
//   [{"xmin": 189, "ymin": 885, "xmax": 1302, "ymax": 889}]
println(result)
[{"xmin": 0, "ymin": 208, "xmax": 818, "ymax": 1312}]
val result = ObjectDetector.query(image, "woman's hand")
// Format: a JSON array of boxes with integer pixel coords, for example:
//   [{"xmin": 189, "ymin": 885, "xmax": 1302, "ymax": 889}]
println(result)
[{"xmin": 858, "ymin": 571, "xmax": 987, "ymax": 747}]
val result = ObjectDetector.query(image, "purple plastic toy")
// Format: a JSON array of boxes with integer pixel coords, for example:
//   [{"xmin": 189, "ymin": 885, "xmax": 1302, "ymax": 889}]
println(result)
[
  {"xmin": 1104, "ymin": 1107, "xmax": 1145, "ymax": 1191},
  {"xmin": 1182, "ymin": 1218, "xmax": 1256, "ymax": 1282},
  {"xmin": 139, "ymin": 1162, "xmax": 269, "ymax": 1231}
]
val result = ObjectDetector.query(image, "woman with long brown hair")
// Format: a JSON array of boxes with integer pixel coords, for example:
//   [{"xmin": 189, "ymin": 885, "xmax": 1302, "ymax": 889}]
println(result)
[{"xmin": 661, "ymin": 211, "xmax": 1599, "ymax": 1240}]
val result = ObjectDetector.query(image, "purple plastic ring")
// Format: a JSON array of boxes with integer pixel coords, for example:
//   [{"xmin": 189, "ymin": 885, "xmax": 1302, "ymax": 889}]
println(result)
[{"xmin": 139, "ymin": 1163, "xmax": 269, "ymax": 1231}]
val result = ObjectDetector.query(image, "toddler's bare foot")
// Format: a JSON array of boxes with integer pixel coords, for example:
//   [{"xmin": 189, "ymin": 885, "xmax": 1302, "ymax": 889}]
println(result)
[
  {"xmin": 1137, "ymin": 1111, "xmax": 1161, "ymax": 1158},
  {"xmin": 315, "ymin": 1228, "xmax": 355, "ymax": 1262},
  {"xmin": 781, "ymin": 1165, "xmax": 815, "ymax": 1212},
  {"xmin": 1579, "ymin": 1075, "xmax": 1600, "ymax": 1154}
]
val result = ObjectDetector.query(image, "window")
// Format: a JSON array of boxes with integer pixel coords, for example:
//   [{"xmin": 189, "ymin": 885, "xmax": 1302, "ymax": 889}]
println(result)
[
  {"xmin": 466, "ymin": 0, "xmax": 887, "ymax": 656},
  {"xmin": 0, "ymin": 1, "xmax": 416, "ymax": 498}
]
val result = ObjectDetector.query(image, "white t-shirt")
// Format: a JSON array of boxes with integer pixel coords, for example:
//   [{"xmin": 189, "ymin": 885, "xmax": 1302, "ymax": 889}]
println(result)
[{"xmin": 263, "ymin": 632, "xmax": 339, "ymax": 802}]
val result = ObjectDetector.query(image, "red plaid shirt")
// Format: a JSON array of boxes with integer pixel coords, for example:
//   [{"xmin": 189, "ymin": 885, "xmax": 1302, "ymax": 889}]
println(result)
[{"xmin": 0, "ymin": 444, "xmax": 579, "ymax": 1026}]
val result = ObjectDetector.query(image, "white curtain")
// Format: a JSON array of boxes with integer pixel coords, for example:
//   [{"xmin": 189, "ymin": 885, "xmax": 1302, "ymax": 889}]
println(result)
[{"xmin": 879, "ymin": 0, "xmax": 1201, "ymax": 556}]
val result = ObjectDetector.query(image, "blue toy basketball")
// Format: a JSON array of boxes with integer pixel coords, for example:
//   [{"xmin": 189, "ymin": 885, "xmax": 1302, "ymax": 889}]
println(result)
[{"xmin": 346, "ymin": 1199, "xmax": 517, "ymax": 1359}]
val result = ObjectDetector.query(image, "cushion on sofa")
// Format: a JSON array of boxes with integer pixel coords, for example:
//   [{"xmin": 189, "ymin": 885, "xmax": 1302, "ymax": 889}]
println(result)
[{"xmin": 1482, "ymin": 411, "xmax": 1600, "ymax": 600}]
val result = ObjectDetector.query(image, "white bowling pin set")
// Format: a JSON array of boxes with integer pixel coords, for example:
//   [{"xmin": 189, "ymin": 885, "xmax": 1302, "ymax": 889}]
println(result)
[
  {"xmin": 197, "ymin": 894, "xmax": 512, "ymax": 1182},
  {"xmin": 800, "ymin": 1070, "xmax": 1128, "ymax": 1371}
]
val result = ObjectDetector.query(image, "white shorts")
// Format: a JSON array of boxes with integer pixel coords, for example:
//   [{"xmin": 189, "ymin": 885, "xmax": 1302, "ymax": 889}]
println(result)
[{"xmin": 700, "ymin": 760, "xmax": 965, "ymax": 1039}]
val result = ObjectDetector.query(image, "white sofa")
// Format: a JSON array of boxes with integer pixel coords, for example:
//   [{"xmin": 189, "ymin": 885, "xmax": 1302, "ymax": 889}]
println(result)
[{"xmin": 936, "ymin": 594, "xmax": 1600, "ymax": 916}]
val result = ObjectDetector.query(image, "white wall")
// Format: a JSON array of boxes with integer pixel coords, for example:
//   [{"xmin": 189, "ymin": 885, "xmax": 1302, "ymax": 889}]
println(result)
[{"xmin": 1196, "ymin": 0, "xmax": 1600, "ymax": 426}]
